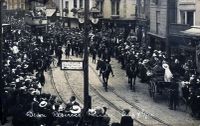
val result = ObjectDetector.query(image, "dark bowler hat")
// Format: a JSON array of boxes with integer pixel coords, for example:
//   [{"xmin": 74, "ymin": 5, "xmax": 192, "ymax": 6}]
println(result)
[{"xmin": 123, "ymin": 109, "xmax": 130, "ymax": 115}]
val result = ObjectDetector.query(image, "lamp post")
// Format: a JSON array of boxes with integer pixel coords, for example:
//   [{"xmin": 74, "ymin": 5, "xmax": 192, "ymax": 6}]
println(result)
[
  {"xmin": 83, "ymin": 0, "xmax": 90, "ymax": 114},
  {"xmin": 0, "ymin": 0, "xmax": 6, "ymax": 124},
  {"xmin": 0, "ymin": 0, "xmax": 2, "ymax": 123},
  {"xmin": 76, "ymin": 1, "xmax": 101, "ymax": 115}
]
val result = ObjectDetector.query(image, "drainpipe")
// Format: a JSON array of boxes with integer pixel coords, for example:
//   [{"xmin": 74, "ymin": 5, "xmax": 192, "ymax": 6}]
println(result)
[{"xmin": 166, "ymin": 0, "xmax": 170, "ymax": 61}]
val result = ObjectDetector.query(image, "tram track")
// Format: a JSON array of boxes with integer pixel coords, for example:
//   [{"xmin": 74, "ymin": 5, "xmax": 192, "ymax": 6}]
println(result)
[
  {"xmin": 53, "ymin": 54, "xmax": 171, "ymax": 125},
  {"xmin": 63, "ymin": 68, "xmax": 84, "ymax": 104},
  {"xmin": 65, "ymin": 56, "xmax": 144, "ymax": 125},
  {"xmin": 63, "ymin": 69, "xmax": 121, "ymax": 122},
  {"xmin": 48, "ymin": 69, "xmax": 67, "ymax": 104},
  {"xmin": 49, "ymin": 68, "xmax": 83, "ymax": 106},
  {"xmin": 88, "ymin": 60, "xmax": 172, "ymax": 126}
]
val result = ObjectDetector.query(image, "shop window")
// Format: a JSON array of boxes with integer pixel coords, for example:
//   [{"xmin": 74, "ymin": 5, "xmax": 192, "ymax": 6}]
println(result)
[
  {"xmin": 156, "ymin": 11, "xmax": 160, "ymax": 34},
  {"xmin": 111, "ymin": 1, "xmax": 115, "ymax": 15},
  {"xmin": 96, "ymin": 1, "xmax": 103, "ymax": 13},
  {"xmin": 180, "ymin": 11, "xmax": 185, "ymax": 24},
  {"xmin": 64, "ymin": 1, "xmax": 69, "ymax": 16},
  {"xmin": 153, "ymin": 0, "xmax": 159, "ymax": 5},
  {"xmin": 180, "ymin": 10, "xmax": 194, "ymax": 26},
  {"xmin": 21, "ymin": 4, "xmax": 25, "ymax": 9},
  {"xmin": 65, "ymin": 1, "xmax": 69, "ymax": 9},
  {"xmin": 12, "ymin": 0, "xmax": 15, "ymax": 9},
  {"xmin": 79, "ymin": 0, "xmax": 83, "ymax": 8},
  {"xmin": 141, "ymin": 0, "xmax": 145, "ymax": 14},
  {"xmin": 74, "ymin": 0, "xmax": 77, "ymax": 8},
  {"xmin": 187, "ymin": 11, "xmax": 194, "ymax": 26},
  {"xmin": 111, "ymin": 0, "xmax": 120, "ymax": 15}
]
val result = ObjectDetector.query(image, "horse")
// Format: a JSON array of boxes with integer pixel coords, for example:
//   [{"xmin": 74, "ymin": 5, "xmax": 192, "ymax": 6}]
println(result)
[{"xmin": 126, "ymin": 61, "xmax": 139, "ymax": 91}]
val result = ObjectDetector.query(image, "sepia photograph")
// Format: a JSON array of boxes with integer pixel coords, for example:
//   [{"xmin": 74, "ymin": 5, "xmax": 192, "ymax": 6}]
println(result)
[{"xmin": 0, "ymin": 0, "xmax": 200, "ymax": 126}]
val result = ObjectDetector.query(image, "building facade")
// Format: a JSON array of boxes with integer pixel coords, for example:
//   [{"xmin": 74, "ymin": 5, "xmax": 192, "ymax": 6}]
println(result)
[
  {"xmin": 5, "ymin": 0, "xmax": 26, "ymax": 10},
  {"xmin": 52, "ymin": 0, "xmax": 137, "ymax": 29},
  {"xmin": 52, "ymin": 0, "xmax": 96, "ymax": 28},
  {"xmin": 136, "ymin": 0, "xmax": 150, "ymax": 21},
  {"xmin": 177, "ymin": 0, "xmax": 200, "ymax": 26},
  {"xmin": 169, "ymin": 0, "xmax": 200, "ymax": 70},
  {"xmin": 148, "ymin": 0, "xmax": 176, "ymax": 52},
  {"xmin": 135, "ymin": 0, "xmax": 150, "ymax": 47},
  {"xmin": 101, "ymin": 0, "xmax": 136, "ymax": 31}
]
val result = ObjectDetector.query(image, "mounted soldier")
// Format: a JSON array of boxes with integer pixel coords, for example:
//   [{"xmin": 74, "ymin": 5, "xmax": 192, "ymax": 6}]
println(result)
[{"xmin": 126, "ymin": 59, "xmax": 139, "ymax": 91}]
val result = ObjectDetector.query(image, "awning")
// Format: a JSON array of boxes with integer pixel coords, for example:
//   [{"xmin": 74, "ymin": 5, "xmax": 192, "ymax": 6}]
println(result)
[
  {"xmin": 181, "ymin": 26, "xmax": 200, "ymax": 37},
  {"xmin": 46, "ymin": 9, "xmax": 56, "ymax": 17},
  {"xmin": 147, "ymin": 32, "xmax": 166, "ymax": 39}
]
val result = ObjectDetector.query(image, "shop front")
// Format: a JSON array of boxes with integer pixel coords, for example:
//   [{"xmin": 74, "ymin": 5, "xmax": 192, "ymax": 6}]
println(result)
[
  {"xmin": 181, "ymin": 26, "xmax": 200, "ymax": 72},
  {"xmin": 147, "ymin": 32, "xmax": 167, "ymax": 52},
  {"xmin": 169, "ymin": 26, "xmax": 200, "ymax": 72}
]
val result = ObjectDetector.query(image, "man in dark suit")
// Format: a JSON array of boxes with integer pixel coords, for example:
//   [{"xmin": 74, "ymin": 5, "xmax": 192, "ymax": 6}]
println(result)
[
  {"xmin": 66, "ymin": 96, "xmax": 80, "ymax": 110},
  {"xmin": 120, "ymin": 109, "xmax": 133, "ymax": 126},
  {"xmin": 101, "ymin": 60, "xmax": 114, "ymax": 91},
  {"xmin": 169, "ymin": 78, "xmax": 179, "ymax": 110},
  {"xmin": 56, "ymin": 46, "xmax": 63, "ymax": 67}
]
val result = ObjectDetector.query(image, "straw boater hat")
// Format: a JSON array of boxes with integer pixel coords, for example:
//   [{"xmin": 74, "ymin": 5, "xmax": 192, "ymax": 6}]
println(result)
[
  {"xmin": 88, "ymin": 109, "xmax": 96, "ymax": 115},
  {"xmin": 39, "ymin": 101, "xmax": 48, "ymax": 108},
  {"xmin": 162, "ymin": 63, "xmax": 169, "ymax": 69},
  {"xmin": 70, "ymin": 105, "xmax": 81, "ymax": 114},
  {"xmin": 142, "ymin": 59, "xmax": 149, "ymax": 64}
]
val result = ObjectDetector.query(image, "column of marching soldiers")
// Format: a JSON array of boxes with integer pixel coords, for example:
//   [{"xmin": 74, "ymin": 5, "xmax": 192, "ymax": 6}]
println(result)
[{"xmin": 1, "ymin": 17, "xmax": 200, "ymax": 126}]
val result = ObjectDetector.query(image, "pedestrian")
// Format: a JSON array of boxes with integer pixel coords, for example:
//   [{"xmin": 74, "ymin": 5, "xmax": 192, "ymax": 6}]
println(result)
[
  {"xmin": 169, "ymin": 78, "xmax": 179, "ymax": 110},
  {"xmin": 101, "ymin": 59, "xmax": 114, "ymax": 91},
  {"xmin": 65, "ymin": 43, "xmax": 70, "ymax": 58},
  {"xmin": 36, "ymin": 71, "xmax": 45, "ymax": 86},
  {"xmin": 120, "ymin": 109, "xmax": 133, "ymax": 126},
  {"xmin": 96, "ymin": 58, "xmax": 104, "ymax": 76},
  {"xmin": 66, "ymin": 96, "xmax": 80, "ymax": 110},
  {"xmin": 101, "ymin": 107, "xmax": 110, "ymax": 126},
  {"xmin": 56, "ymin": 46, "xmax": 63, "ymax": 67},
  {"xmin": 92, "ymin": 48, "xmax": 97, "ymax": 63}
]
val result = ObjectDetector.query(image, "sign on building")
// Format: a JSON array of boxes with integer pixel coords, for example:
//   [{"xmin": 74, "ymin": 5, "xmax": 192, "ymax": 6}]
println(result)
[{"xmin": 61, "ymin": 60, "xmax": 83, "ymax": 70}]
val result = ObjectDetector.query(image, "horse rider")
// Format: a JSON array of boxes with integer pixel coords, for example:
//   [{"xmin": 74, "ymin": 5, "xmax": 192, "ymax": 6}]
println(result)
[{"xmin": 126, "ymin": 59, "xmax": 138, "ymax": 91}]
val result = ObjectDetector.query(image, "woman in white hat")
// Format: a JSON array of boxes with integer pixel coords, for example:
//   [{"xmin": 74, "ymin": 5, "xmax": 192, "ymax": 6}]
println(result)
[{"xmin": 162, "ymin": 63, "xmax": 173, "ymax": 82}]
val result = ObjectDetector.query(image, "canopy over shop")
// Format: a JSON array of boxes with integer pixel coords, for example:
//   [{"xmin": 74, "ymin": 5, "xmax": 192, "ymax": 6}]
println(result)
[
  {"xmin": 181, "ymin": 26, "xmax": 200, "ymax": 72},
  {"xmin": 170, "ymin": 26, "xmax": 200, "ymax": 72}
]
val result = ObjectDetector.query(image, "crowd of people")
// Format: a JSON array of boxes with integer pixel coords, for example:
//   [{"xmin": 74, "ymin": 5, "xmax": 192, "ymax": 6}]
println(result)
[
  {"xmin": 49, "ymin": 22, "xmax": 200, "ymax": 117},
  {"xmin": 1, "ymin": 14, "xmax": 136, "ymax": 125},
  {"xmin": 1, "ymin": 11, "xmax": 200, "ymax": 126}
]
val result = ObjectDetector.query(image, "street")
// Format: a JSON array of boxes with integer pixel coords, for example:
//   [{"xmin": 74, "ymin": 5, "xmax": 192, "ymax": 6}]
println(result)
[
  {"xmin": 1, "ymin": 0, "xmax": 200, "ymax": 126},
  {"xmin": 41, "ymin": 53, "xmax": 200, "ymax": 126}
]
